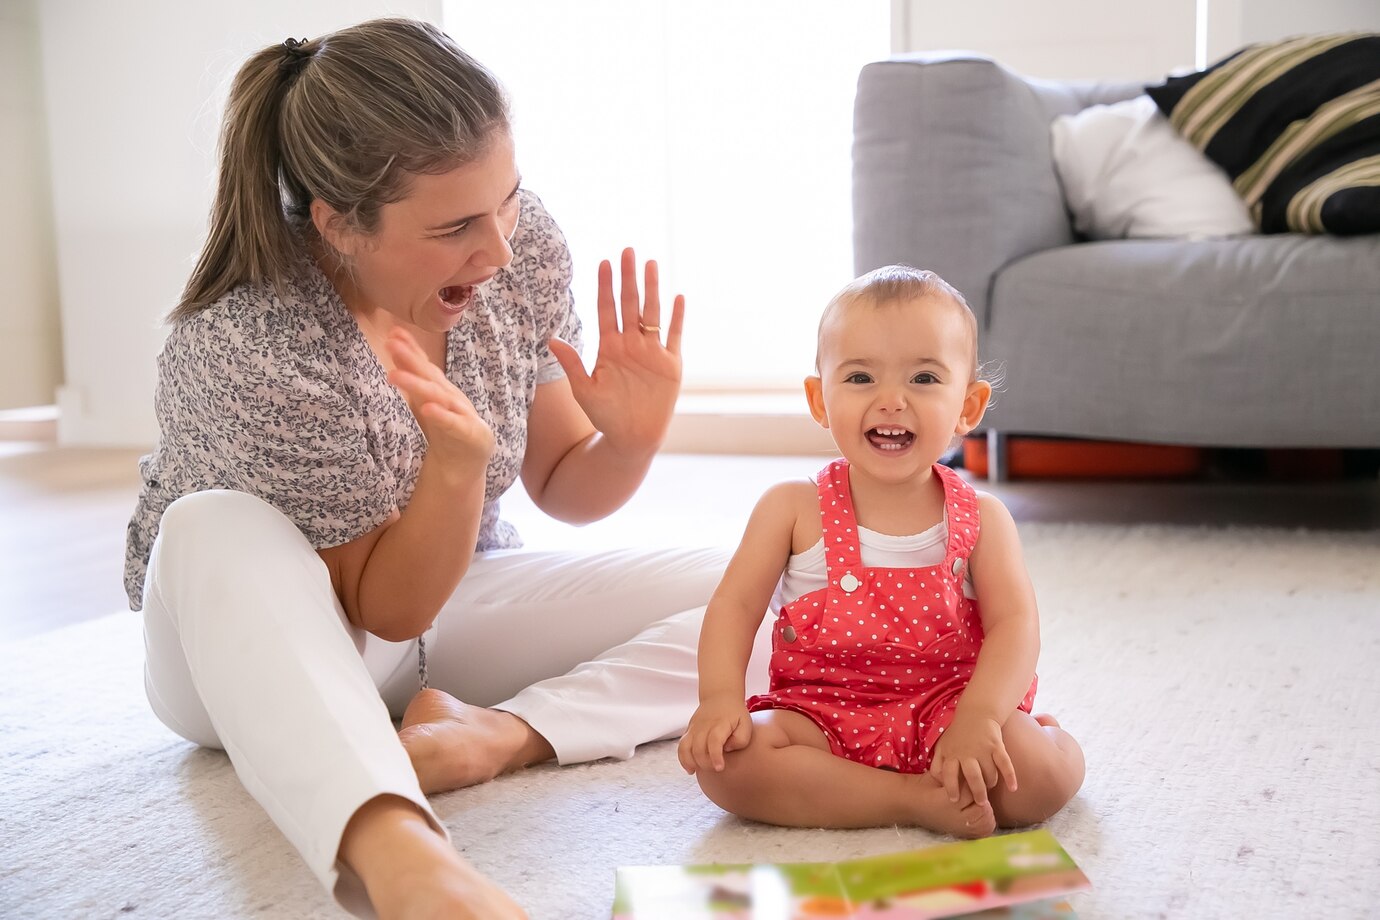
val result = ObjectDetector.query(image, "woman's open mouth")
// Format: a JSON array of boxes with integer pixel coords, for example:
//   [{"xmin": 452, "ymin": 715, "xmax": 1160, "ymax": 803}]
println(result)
[
  {"xmin": 866, "ymin": 426, "xmax": 915, "ymax": 451},
  {"xmin": 438, "ymin": 284, "xmax": 476, "ymax": 315}
]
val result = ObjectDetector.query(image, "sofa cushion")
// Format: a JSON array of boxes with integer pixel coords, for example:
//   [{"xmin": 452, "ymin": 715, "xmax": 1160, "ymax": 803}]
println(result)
[
  {"xmin": 981, "ymin": 234, "xmax": 1380, "ymax": 446},
  {"xmin": 1145, "ymin": 33, "xmax": 1380, "ymax": 235},
  {"xmin": 1050, "ymin": 95, "xmax": 1254, "ymax": 240}
]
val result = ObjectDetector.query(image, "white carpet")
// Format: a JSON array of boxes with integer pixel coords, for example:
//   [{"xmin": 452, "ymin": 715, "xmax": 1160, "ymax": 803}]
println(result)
[{"xmin": 3, "ymin": 522, "xmax": 1379, "ymax": 919}]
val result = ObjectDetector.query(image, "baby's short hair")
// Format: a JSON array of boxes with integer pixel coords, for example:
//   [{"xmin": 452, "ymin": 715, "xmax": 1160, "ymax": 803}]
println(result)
[{"xmin": 815, "ymin": 265, "xmax": 981, "ymax": 379}]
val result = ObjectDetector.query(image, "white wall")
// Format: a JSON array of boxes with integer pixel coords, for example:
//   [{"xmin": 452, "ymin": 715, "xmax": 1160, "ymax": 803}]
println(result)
[
  {"xmin": 1242, "ymin": 0, "xmax": 1380, "ymax": 41},
  {"xmin": 1206, "ymin": 0, "xmax": 1380, "ymax": 63},
  {"xmin": 0, "ymin": 0, "xmax": 62, "ymax": 411},
  {"xmin": 892, "ymin": 0, "xmax": 1198, "ymax": 81},
  {"xmin": 38, "ymin": 0, "xmax": 442, "ymax": 447},
  {"xmin": 894, "ymin": 0, "xmax": 1380, "ymax": 80}
]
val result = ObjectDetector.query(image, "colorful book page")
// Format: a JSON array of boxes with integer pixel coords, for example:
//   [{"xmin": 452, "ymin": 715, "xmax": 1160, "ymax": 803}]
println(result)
[{"xmin": 611, "ymin": 829, "xmax": 1088, "ymax": 920}]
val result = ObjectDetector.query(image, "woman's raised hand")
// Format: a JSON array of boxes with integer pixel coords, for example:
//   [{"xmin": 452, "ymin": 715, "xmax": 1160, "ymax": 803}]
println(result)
[
  {"xmin": 386, "ymin": 327, "xmax": 495, "ymax": 469},
  {"xmin": 547, "ymin": 248, "xmax": 685, "ymax": 456}
]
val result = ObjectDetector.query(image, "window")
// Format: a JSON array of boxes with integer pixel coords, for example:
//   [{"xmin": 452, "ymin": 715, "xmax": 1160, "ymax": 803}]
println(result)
[{"xmin": 444, "ymin": 1, "xmax": 890, "ymax": 390}]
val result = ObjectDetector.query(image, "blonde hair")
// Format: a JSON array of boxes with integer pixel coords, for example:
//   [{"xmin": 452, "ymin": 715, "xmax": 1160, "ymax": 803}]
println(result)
[
  {"xmin": 172, "ymin": 18, "xmax": 509, "ymax": 320},
  {"xmin": 815, "ymin": 265, "xmax": 985, "ymax": 381}
]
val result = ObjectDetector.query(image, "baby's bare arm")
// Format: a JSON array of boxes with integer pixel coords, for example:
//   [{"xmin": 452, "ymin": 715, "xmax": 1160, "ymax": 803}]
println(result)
[
  {"xmin": 677, "ymin": 482, "xmax": 803, "ymax": 775},
  {"xmin": 933, "ymin": 493, "xmax": 1042, "ymax": 803},
  {"xmin": 962, "ymin": 492, "xmax": 1041, "ymax": 718}
]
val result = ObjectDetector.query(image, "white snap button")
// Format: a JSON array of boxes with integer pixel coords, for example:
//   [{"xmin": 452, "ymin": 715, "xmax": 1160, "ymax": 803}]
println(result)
[
  {"xmin": 951, "ymin": 558, "xmax": 964, "ymax": 577},
  {"xmin": 840, "ymin": 573, "xmax": 861, "ymax": 592}
]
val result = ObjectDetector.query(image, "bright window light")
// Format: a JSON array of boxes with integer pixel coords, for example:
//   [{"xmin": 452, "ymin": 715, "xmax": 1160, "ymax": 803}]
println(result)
[{"xmin": 443, "ymin": 1, "xmax": 890, "ymax": 389}]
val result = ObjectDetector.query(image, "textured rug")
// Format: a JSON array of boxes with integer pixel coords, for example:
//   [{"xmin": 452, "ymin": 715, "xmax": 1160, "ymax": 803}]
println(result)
[{"xmin": 3, "ymin": 522, "xmax": 1379, "ymax": 919}]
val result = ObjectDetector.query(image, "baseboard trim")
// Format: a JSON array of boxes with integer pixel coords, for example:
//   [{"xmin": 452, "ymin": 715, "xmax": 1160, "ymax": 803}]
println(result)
[
  {"xmin": 0, "ymin": 405, "xmax": 58, "ymax": 443},
  {"xmin": 665, "ymin": 394, "xmax": 834, "ymax": 455}
]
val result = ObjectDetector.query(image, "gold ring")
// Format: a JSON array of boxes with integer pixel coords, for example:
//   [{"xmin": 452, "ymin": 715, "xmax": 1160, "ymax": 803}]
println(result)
[{"xmin": 638, "ymin": 322, "xmax": 660, "ymax": 334}]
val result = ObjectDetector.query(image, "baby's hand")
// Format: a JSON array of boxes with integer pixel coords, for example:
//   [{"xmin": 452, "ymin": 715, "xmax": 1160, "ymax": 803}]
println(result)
[
  {"xmin": 677, "ymin": 696, "xmax": 753, "ymax": 775},
  {"xmin": 929, "ymin": 712, "xmax": 1017, "ymax": 808}
]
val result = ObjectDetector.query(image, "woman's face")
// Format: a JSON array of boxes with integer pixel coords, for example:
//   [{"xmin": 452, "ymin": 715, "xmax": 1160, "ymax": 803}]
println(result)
[{"xmin": 325, "ymin": 129, "xmax": 522, "ymax": 333}]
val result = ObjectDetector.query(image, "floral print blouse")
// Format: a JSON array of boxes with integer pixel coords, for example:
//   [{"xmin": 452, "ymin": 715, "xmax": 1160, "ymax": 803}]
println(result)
[{"xmin": 124, "ymin": 190, "xmax": 581, "ymax": 610}]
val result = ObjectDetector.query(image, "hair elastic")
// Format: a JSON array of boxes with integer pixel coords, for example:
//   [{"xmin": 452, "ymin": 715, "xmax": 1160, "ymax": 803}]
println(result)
[{"xmin": 279, "ymin": 37, "xmax": 314, "ymax": 78}]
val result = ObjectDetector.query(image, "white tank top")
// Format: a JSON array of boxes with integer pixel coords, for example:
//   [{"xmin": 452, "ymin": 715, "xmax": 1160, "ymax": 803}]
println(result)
[{"xmin": 771, "ymin": 519, "xmax": 977, "ymax": 615}]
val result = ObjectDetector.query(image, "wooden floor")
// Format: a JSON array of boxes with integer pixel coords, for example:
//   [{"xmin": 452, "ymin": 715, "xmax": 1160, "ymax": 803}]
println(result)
[
  {"xmin": 2, "ymin": 438, "xmax": 1377, "ymax": 643},
  {"xmin": 1, "ymin": 442, "xmax": 150, "ymax": 641}
]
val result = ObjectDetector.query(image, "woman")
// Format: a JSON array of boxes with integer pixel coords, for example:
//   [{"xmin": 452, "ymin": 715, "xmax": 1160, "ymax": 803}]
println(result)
[{"xmin": 126, "ymin": 18, "xmax": 769, "ymax": 919}]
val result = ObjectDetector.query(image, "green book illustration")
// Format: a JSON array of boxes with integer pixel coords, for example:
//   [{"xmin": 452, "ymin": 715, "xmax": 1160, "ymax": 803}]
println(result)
[{"xmin": 612, "ymin": 829, "xmax": 1088, "ymax": 919}]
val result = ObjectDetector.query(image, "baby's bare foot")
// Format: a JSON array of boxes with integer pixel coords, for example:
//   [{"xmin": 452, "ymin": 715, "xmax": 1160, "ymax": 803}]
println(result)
[
  {"xmin": 399, "ymin": 690, "xmax": 554, "ymax": 794},
  {"xmin": 1033, "ymin": 713, "xmax": 1061, "ymax": 728},
  {"xmin": 909, "ymin": 772, "xmax": 996, "ymax": 838}
]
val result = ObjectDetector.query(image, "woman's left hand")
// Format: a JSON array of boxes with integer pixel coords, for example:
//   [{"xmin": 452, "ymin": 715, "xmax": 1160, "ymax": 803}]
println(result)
[{"xmin": 547, "ymin": 247, "xmax": 685, "ymax": 456}]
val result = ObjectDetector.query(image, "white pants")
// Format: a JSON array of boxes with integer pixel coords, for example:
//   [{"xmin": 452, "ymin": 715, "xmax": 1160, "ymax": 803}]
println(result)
[{"xmin": 142, "ymin": 490, "xmax": 772, "ymax": 915}]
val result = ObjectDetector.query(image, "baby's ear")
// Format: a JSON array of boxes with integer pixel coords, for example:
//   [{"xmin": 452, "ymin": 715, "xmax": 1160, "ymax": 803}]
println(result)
[
  {"xmin": 956, "ymin": 379, "xmax": 992, "ymax": 435},
  {"xmin": 804, "ymin": 376, "xmax": 829, "ymax": 429}
]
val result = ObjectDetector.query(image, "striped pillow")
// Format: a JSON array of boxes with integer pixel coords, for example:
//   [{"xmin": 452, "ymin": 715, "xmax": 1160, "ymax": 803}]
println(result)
[{"xmin": 1145, "ymin": 33, "xmax": 1380, "ymax": 235}]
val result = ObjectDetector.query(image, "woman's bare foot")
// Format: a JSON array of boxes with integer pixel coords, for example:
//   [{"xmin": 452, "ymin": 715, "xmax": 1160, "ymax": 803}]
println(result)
[
  {"xmin": 340, "ymin": 795, "xmax": 527, "ymax": 920},
  {"xmin": 909, "ymin": 772, "xmax": 996, "ymax": 838},
  {"xmin": 399, "ymin": 689, "xmax": 555, "ymax": 794}
]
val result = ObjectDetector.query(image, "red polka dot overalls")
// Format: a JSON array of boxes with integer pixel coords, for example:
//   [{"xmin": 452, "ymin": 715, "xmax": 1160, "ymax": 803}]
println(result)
[{"xmin": 747, "ymin": 459, "xmax": 1037, "ymax": 773}]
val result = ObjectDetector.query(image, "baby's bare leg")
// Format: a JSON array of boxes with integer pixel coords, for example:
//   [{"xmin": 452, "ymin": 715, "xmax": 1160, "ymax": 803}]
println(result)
[
  {"xmin": 987, "ymin": 712, "xmax": 1085, "ymax": 828},
  {"xmin": 696, "ymin": 709, "xmax": 995, "ymax": 838}
]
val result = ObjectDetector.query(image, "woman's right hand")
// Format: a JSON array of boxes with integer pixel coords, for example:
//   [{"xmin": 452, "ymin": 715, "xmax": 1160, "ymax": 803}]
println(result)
[
  {"xmin": 677, "ymin": 695, "xmax": 753, "ymax": 775},
  {"xmin": 386, "ymin": 327, "xmax": 495, "ymax": 469}
]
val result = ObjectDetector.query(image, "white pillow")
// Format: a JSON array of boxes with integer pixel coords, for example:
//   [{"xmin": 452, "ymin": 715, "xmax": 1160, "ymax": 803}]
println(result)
[{"xmin": 1049, "ymin": 94, "xmax": 1255, "ymax": 240}]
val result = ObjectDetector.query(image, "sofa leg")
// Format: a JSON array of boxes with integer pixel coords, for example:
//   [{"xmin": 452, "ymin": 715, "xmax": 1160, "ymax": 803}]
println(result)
[{"xmin": 986, "ymin": 430, "xmax": 1009, "ymax": 483}]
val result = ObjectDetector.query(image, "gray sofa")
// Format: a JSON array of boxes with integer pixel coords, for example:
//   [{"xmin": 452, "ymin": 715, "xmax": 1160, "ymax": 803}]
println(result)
[{"xmin": 852, "ymin": 53, "xmax": 1380, "ymax": 476}]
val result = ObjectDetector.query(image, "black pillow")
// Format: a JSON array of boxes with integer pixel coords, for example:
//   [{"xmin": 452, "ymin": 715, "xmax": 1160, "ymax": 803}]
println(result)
[{"xmin": 1145, "ymin": 32, "xmax": 1380, "ymax": 235}]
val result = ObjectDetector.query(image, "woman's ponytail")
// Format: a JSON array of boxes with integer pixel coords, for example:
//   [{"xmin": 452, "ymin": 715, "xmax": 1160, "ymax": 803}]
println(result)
[{"xmin": 171, "ymin": 40, "xmax": 316, "ymax": 319}]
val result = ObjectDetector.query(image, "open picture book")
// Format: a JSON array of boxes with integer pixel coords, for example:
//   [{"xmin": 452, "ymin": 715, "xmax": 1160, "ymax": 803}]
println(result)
[{"xmin": 612, "ymin": 829, "xmax": 1089, "ymax": 919}]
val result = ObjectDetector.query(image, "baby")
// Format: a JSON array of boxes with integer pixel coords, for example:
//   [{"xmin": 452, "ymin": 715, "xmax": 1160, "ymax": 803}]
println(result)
[{"xmin": 678, "ymin": 266, "xmax": 1084, "ymax": 836}]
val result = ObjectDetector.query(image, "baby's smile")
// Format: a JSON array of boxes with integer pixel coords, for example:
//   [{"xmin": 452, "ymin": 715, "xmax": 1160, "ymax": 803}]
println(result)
[{"xmin": 866, "ymin": 426, "xmax": 915, "ymax": 450}]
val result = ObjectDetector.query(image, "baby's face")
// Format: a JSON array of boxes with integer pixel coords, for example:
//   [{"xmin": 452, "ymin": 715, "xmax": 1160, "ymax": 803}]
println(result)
[{"xmin": 807, "ymin": 294, "xmax": 986, "ymax": 483}]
